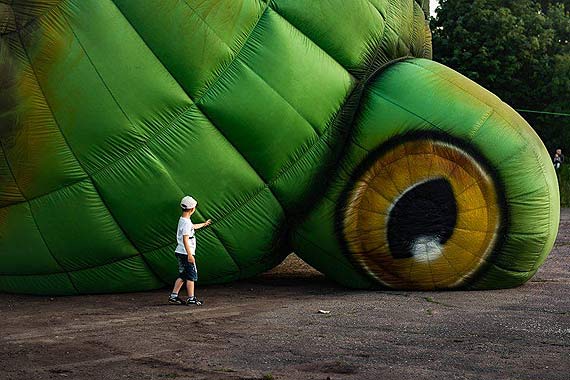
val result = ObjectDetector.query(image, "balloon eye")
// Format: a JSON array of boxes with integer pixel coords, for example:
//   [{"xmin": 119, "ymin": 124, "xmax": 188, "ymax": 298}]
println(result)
[{"xmin": 341, "ymin": 136, "xmax": 504, "ymax": 290}]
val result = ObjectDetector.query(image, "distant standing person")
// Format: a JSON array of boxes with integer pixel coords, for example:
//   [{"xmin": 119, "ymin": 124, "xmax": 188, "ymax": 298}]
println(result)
[
  {"xmin": 553, "ymin": 148, "xmax": 564, "ymax": 171},
  {"xmin": 168, "ymin": 196, "xmax": 212, "ymax": 306}
]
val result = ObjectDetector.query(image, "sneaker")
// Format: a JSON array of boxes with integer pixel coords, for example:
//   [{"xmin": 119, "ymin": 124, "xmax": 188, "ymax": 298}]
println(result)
[
  {"xmin": 168, "ymin": 295, "xmax": 184, "ymax": 305},
  {"xmin": 186, "ymin": 296, "xmax": 203, "ymax": 306}
]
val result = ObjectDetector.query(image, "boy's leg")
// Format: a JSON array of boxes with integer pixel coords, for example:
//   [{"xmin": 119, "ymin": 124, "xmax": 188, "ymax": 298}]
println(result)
[
  {"xmin": 185, "ymin": 263, "xmax": 202, "ymax": 305},
  {"xmin": 185, "ymin": 280, "xmax": 194, "ymax": 298},
  {"xmin": 169, "ymin": 254, "xmax": 188, "ymax": 304},
  {"xmin": 172, "ymin": 278, "xmax": 185, "ymax": 294},
  {"xmin": 168, "ymin": 278, "xmax": 186, "ymax": 304}
]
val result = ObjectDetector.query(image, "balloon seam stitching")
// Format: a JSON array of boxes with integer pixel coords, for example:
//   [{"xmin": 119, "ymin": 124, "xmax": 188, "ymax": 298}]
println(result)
[
  {"xmin": 190, "ymin": 3, "xmax": 271, "ymax": 104},
  {"xmin": 237, "ymin": 58, "xmax": 322, "ymax": 138},
  {"xmin": 0, "ymin": 104, "xmax": 206, "ymax": 209},
  {"xmin": 139, "ymin": 186, "xmax": 282, "ymax": 276},
  {"xmin": 0, "ymin": 139, "xmax": 25, "ymax": 202},
  {"xmin": 411, "ymin": 1, "xmax": 426, "ymax": 56},
  {"xmin": 0, "ymin": 141, "xmax": 82, "ymax": 283},
  {"xmin": 0, "ymin": 0, "xmax": 66, "ymax": 37},
  {"xmin": 274, "ymin": 59, "xmax": 418, "ymax": 218},
  {"xmin": 366, "ymin": 0, "xmax": 415, "ymax": 58},
  {"xmin": 416, "ymin": 0, "xmax": 430, "ymax": 18},
  {"xmin": 468, "ymin": 139, "xmax": 549, "ymax": 276},
  {"xmin": 27, "ymin": 201, "xmax": 79, "ymax": 293},
  {"xmin": 266, "ymin": 121, "xmax": 337, "ymax": 186},
  {"xmin": 88, "ymin": 103, "xmax": 193, "ymax": 175},
  {"xmin": 405, "ymin": 60, "xmax": 508, "ymax": 119},
  {"xmin": 156, "ymin": 161, "xmax": 244, "ymax": 276},
  {"xmin": 468, "ymin": 109, "xmax": 494, "ymax": 140},
  {"xmin": 265, "ymin": 5, "xmax": 362, "ymax": 78},
  {"xmin": 0, "ymin": 254, "xmax": 246, "ymax": 283},
  {"xmin": 237, "ymin": 4, "xmax": 389, "ymax": 184},
  {"xmin": 445, "ymin": 67, "xmax": 554, "ymax": 275},
  {"xmin": 60, "ymin": 7, "xmax": 268, "ymax": 285},
  {"xmin": 64, "ymin": 13, "xmax": 136, "ymax": 135},
  {"xmin": 177, "ymin": 0, "xmax": 231, "ymax": 48},
  {"xmin": 361, "ymin": 1, "xmax": 392, "ymax": 75},
  {"xmin": 183, "ymin": 102, "xmax": 286, "ymax": 211},
  {"xmin": 488, "ymin": 262, "xmax": 537, "ymax": 275},
  {"xmin": 268, "ymin": 5, "xmax": 353, "ymax": 75},
  {"xmin": 14, "ymin": 30, "xmax": 82, "ymax": 294},
  {"xmin": 348, "ymin": 93, "xmax": 447, "ymax": 151},
  {"xmin": 111, "ymin": 0, "xmax": 423, "ymax": 206},
  {"xmin": 365, "ymin": 0, "xmax": 389, "ymax": 21},
  {"xmin": 110, "ymin": 1, "xmax": 270, "ymax": 189},
  {"xmin": 15, "ymin": 26, "xmax": 166, "ymax": 289},
  {"xmin": 0, "ymin": 251, "xmax": 137, "ymax": 277},
  {"xmin": 59, "ymin": 13, "xmax": 169, "ymax": 287},
  {"xmin": 101, "ymin": 4, "xmax": 285, "ymax": 273}
]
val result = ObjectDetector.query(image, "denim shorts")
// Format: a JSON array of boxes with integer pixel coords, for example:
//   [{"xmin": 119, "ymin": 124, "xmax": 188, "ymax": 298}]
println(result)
[{"xmin": 175, "ymin": 253, "xmax": 198, "ymax": 281}]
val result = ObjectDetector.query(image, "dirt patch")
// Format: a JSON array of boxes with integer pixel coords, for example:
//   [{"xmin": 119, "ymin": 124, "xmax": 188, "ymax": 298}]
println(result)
[{"xmin": 1, "ymin": 210, "xmax": 569, "ymax": 380}]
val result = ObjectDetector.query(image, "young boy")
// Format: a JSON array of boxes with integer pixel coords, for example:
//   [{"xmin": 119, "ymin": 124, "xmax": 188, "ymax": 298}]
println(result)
[{"xmin": 168, "ymin": 195, "xmax": 212, "ymax": 305}]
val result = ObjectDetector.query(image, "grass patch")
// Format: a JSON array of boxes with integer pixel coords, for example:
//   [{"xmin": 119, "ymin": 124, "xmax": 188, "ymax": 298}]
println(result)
[
  {"xmin": 424, "ymin": 296, "xmax": 437, "ymax": 304},
  {"xmin": 423, "ymin": 296, "xmax": 455, "ymax": 308},
  {"xmin": 217, "ymin": 368, "xmax": 237, "ymax": 373}
]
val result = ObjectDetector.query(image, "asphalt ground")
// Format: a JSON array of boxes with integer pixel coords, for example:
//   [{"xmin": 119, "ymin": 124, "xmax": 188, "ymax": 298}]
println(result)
[{"xmin": 0, "ymin": 210, "xmax": 568, "ymax": 380}]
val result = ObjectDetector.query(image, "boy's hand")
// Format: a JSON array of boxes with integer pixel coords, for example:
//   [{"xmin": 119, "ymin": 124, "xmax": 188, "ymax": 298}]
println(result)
[
  {"xmin": 195, "ymin": 219, "xmax": 212, "ymax": 230},
  {"xmin": 187, "ymin": 256, "xmax": 195, "ymax": 264}
]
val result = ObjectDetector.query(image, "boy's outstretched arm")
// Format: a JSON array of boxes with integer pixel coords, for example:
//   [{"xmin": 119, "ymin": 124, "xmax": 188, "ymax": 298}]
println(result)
[{"xmin": 194, "ymin": 219, "xmax": 212, "ymax": 230}]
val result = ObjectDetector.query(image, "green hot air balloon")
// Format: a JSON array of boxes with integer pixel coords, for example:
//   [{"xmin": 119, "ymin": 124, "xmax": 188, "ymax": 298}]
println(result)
[{"xmin": 0, "ymin": 0, "xmax": 560, "ymax": 295}]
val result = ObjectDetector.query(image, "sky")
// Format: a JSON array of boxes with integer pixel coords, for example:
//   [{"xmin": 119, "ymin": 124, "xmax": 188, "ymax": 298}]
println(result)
[{"xmin": 430, "ymin": 0, "xmax": 439, "ymax": 17}]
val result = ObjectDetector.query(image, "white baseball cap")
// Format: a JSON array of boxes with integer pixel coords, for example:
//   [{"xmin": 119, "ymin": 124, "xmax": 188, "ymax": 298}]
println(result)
[{"xmin": 180, "ymin": 195, "xmax": 197, "ymax": 210}]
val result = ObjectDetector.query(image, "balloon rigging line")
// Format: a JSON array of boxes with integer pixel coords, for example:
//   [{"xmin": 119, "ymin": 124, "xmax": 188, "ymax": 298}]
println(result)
[{"xmin": 516, "ymin": 109, "xmax": 570, "ymax": 117}]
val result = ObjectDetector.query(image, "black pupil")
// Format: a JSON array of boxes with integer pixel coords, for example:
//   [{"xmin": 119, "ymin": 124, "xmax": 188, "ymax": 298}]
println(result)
[{"xmin": 387, "ymin": 178, "xmax": 458, "ymax": 259}]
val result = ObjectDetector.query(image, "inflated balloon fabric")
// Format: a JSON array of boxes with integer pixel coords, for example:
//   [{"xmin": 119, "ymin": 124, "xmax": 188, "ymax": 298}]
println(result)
[{"xmin": 0, "ymin": 0, "xmax": 559, "ymax": 294}]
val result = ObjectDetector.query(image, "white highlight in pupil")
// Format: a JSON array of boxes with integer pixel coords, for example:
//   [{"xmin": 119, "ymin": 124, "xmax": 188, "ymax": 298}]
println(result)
[{"xmin": 411, "ymin": 236, "xmax": 443, "ymax": 263}]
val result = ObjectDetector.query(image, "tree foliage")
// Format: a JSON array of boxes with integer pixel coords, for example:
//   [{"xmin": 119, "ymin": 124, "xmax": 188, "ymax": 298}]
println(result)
[{"xmin": 431, "ymin": 0, "xmax": 570, "ymax": 152}]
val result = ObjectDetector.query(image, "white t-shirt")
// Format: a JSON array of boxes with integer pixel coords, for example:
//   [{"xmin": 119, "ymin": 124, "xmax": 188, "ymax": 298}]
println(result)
[{"xmin": 175, "ymin": 217, "xmax": 196, "ymax": 255}]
